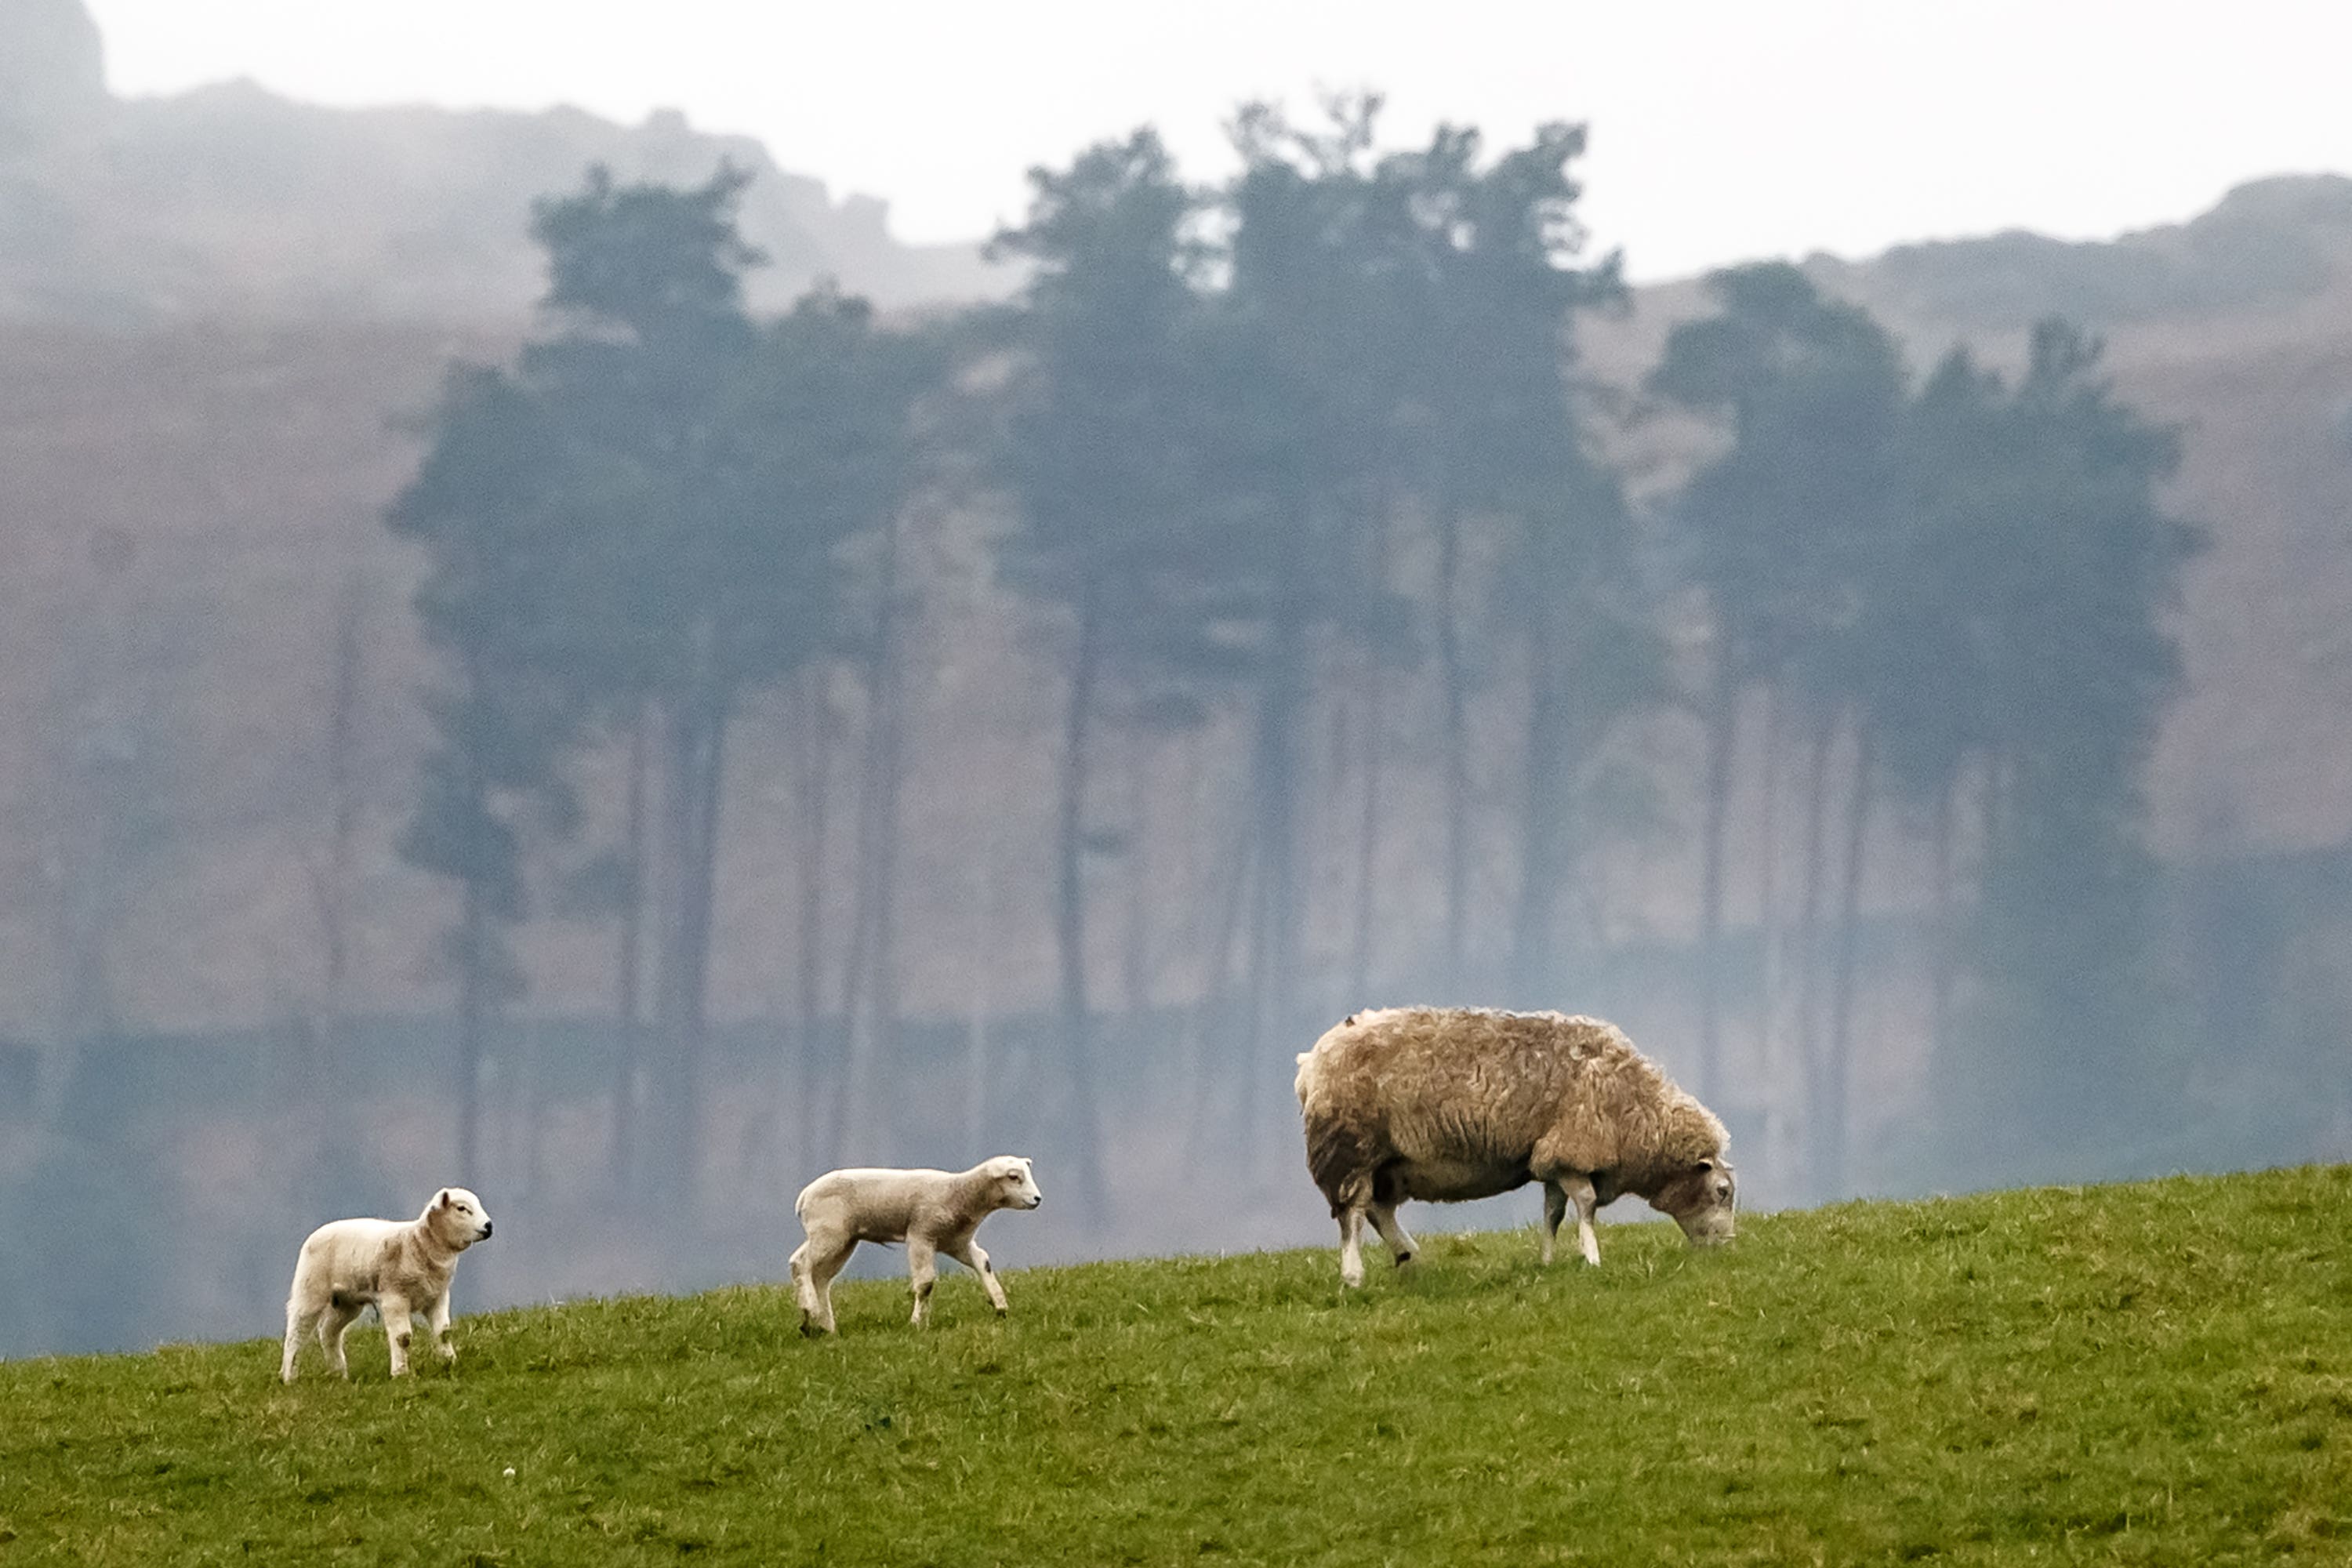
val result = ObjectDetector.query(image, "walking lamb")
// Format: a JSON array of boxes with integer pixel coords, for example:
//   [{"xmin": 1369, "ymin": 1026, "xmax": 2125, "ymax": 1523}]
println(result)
[{"xmin": 790, "ymin": 1156, "xmax": 1042, "ymax": 1334}]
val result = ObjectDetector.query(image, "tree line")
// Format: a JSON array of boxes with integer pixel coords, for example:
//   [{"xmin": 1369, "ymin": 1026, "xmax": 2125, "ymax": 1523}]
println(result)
[{"xmin": 392, "ymin": 100, "xmax": 2201, "ymax": 1212}]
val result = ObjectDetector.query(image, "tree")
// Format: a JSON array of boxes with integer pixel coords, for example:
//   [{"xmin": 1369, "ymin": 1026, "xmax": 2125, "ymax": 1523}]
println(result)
[
  {"xmin": 1649, "ymin": 263, "xmax": 1908, "ymax": 1134},
  {"xmin": 1373, "ymin": 120, "xmax": 1640, "ymax": 1001},
  {"xmin": 986, "ymin": 129, "xmax": 1236, "ymax": 1219},
  {"xmin": 1933, "ymin": 321, "xmax": 2205, "ymax": 1171},
  {"xmin": 389, "ymin": 364, "xmax": 582, "ymax": 1182}
]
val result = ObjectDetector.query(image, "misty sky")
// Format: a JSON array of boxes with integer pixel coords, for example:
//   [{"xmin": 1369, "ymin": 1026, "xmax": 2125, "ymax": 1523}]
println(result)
[{"xmin": 82, "ymin": 0, "xmax": 2352, "ymax": 281}]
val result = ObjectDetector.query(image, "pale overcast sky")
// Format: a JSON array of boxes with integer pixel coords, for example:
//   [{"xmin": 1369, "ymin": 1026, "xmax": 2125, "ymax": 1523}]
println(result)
[{"xmin": 81, "ymin": 0, "xmax": 2352, "ymax": 281}]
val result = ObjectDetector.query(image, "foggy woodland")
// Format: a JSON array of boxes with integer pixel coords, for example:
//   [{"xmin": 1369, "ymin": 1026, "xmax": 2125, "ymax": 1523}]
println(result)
[{"xmin": 5, "ymin": 4, "xmax": 2352, "ymax": 1359}]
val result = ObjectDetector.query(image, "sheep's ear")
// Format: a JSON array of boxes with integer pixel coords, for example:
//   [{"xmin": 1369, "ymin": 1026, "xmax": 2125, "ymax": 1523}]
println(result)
[
  {"xmin": 1695, "ymin": 1159, "xmax": 1715, "ymax": 1174},
  {"xmin": 437, "ymin": 1189, "xmax": 454, "ymax": 1209}
]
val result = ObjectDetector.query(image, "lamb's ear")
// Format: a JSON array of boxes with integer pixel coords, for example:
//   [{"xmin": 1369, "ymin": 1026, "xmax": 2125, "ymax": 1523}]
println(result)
[
  {"xmin": 437, "ymin": 1189, "xmax": 454, "ymax": 1209},
  {"xmin": 1695, "ymin": 1158, "xmax": 1715, "ymax": 1174}
]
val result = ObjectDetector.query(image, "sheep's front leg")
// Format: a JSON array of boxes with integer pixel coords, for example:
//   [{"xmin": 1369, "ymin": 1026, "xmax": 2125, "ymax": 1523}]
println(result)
[
  {"xmin": 380, "ymin": 1294, "xmax": 416, "ymax": 1376},
  {"xmin": 1367, "ymin": 1202, "xmax": 1418, "ymax": 1269},
  {"xmin": 906, "ymin": 1238, "xmax": 938, "ymax": 1327},
  {"xmin": 318, "ymin": 1301, "xmax": 361, "ymax": 1379},
  {"xmin": 1541, "ymin": 1181, "xmax": 1567, "ymax": 1265},
  {"xmin": 950, "ymin": 1241, "xmax": 1008, "ymax": 1316},
  {"xmin": 1337, "ymin": 1207, "xmax": 1367, "ymax": 1289},
  {"xmin": 427, "ymin": 1292, "xmax": 456, "ymax": 1367}
]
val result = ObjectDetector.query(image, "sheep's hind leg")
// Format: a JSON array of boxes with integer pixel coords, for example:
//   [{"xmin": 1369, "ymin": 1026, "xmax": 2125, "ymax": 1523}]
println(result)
[
  {"xmin": 1563, "ymin": 1174, "xmax": 1602, "ymax": 1266},
  {"xmin": 906, "ymin": 1238, "xmax": 938, "ymax": 1328},
  {"xmin": 795, "ymin": 1236, "xmax": 854, "ymax": 1335},
  {"xmin": 1367, "ymin": 1202, "xmax": 1418, "ymax": 1269},
  {"xmin": 1540, "ymin": 1181, "xmax": 1567, "ymax": 1265},
  {"xmin": 281, "ymin": 1298, "xmax": 318, "ymax": 1383}
]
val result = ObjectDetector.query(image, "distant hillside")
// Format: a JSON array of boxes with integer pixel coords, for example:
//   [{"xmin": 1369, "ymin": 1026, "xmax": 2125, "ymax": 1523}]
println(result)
[
  {"xmin": 5, "ymin": 1167, "xmax": 2350, "ymax": 1562},
  {"xmin": 1584, "ymin": 171, "xmax": 2352, "ymax": 862},
  {"xmin": 0, "ymin": 2, "xmax": 1007, "ymax": 324}
]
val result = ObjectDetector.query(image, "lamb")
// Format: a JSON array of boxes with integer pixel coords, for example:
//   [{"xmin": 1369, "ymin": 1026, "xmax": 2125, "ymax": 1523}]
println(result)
[
  {"xmin": 280, "ymin": 1186, "xmax": 494, "ymax": 1381},
  {"xmin": 789, "ymin": 1156, "xmax": 1042, "ymax": 1334},
  {"xmin": 1294, "ymin": 1007, "xmax": 1735, "ymax": 1286}
]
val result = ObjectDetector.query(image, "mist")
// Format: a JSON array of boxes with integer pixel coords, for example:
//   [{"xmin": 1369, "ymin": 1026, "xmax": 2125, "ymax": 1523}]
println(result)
[{"xmin": 5, "ymin": 4, "xmax": 2352, "ymax": 1363}]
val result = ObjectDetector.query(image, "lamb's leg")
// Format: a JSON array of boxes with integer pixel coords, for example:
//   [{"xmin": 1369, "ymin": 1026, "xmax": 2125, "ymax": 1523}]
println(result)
[
  {"xmin": 318, "ymin": 1301, "xmax": 361, "ymax": 1379},
  {"xmin": 949, "ymin": 1241, "xmax": 1008, "ymax": 1316},
  {"xmin": 1366, "ymin": 1202, "xmax": 1418, "ymax": 1269},
  {"xmin": 281, "ymin": 1297, "xmax": 318, "ymax": 1384},
  {"xmin": 797, "ymin": 1235, "xmax": 854, "ymax": 1335},
  {"xmin": 427, "ymin": 1292, "xmax": 456, "ymax": 1366},
  {"xmin": 1540, "ymin": 1180, "xmax": 1568, "ymax": 1265},
  {"xmin": 1337, "ymin": 1207, "xmax": 1367, "ymax": 1289},
  {"xmin": 380, "ymin": 1294, "xmax": 415, "ymax": 1376},
  {"xmin": 907, "ymin": 1238, "xmax": 938, "ymax": 1328}
]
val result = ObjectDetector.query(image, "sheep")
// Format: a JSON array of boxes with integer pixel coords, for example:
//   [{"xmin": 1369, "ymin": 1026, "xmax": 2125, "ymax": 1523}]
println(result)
[
  {"xmin": 789, "ymin": 1156, "xmax": 1042, "ymax": 1334},
  {"xmin": 280, "ymin": 1186, "xmax": 494, "ymax": 1381},
  {"xmin": 1294, "ymin": 1007, "xmax": 1735, "ymax": 1286}
]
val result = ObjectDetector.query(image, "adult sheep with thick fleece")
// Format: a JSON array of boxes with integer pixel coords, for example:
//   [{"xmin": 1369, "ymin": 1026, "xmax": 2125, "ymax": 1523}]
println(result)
[
  {"xmin": 280, "ymin": 1186, "xmax": 494, "ymax": 1381},
  {"xmin": 1294, "ymin": 1007, "xmax": 1735, "ymax": 1286},
  {"xmin": 791, "ymin": 1156, "xmax": 1042, "ymax": 1334}
]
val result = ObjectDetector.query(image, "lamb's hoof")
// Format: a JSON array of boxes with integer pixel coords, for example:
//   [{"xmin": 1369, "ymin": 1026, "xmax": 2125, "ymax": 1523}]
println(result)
[
  {"xmin": 1392, "ymin": 1251, "xmax": 1415, "ymax": 1269},
  {"xmin": 1340, "ymin": 1267, "xmax": 1365, "ymax": 1290}
]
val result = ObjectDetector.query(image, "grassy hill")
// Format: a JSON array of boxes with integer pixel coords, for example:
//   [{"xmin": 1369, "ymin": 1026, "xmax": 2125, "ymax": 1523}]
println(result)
[{"xmin": 5, "ymin": 1165, "xmax": 2350, "ymax": 1564}]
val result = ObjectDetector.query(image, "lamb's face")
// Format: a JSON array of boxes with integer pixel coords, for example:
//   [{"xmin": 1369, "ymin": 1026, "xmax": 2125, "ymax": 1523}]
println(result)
[
  {"xmin": 1653, "ymin": 1158, "xmax": 1736, "ymax": 1247},
  {"xmin": 427, "ymin": 1187, "xmax": 495, "ymax": 1248},
  {"xmin": 988, "ymin": 1157, "xmax": 1043, "ymax": 1211}
]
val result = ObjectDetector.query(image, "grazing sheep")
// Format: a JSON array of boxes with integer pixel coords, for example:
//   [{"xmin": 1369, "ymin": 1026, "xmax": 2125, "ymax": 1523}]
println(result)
[
  {"xmin": 790, "ymin": 1156, "xmax": 1042, "ymax": 1334},
  {"xmin": 281, "ymin": 1187, "xmax": 494, "ymax": 1381},
  {"xmin": 1294, "ymin": 1008, "xmax": 1735, "ymax": 1286}
]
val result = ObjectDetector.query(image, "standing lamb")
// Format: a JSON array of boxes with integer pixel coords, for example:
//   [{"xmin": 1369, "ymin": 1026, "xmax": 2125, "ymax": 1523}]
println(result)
[
  {"xmin": 1294, "ymin": 1008, "xmax": 1735, "ymax": 1286},
  {"xmin": 280, "ymin": 1186, "xmax": 494, "ymax": 1381},
  {"xmin": 790, "ymin": 1156, "xmax": 1042, "ymax": 1334}
]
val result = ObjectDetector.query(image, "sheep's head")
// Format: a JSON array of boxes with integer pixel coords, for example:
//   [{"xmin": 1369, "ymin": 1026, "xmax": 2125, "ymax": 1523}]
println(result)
[
  {"xmin": 985, "ymin": 1156, "xmax": 1043, "ymax": 1211},
  {"xmin": 425, "ymin": 1186, "xmax": 495, "ymax": 1248},
  {"xmin": 1651, "ymin": 1157, "xmax": 1736, "ymax": 1247}
]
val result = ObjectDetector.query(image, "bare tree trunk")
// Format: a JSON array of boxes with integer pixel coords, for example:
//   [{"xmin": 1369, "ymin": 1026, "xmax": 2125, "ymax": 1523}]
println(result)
[
  {"xmin": 1509, "ymin": 583, "xmax": 1571, "ymax": 1003},
  {"xmin": 838, "ymin": 513, "xmax": 910, "ymax": 1162},
  {"xmin": 1054, "ymin": 588, "xmax": 1109, "ymax": 1224},
  {"xmin": 1243, "ymin": 586, "xmax": 1308, "ymax": 1174},
  {"xmin": 794, "ymin": 666, "xmax": 835, "ymax": 1165},
  {"xmin": 648, "ymin": 618, "xmax": 729, "ymax": 1208},
  {"xmin": 1753, "ymin": 683, "xmax": 1784, "ymax": 1115},
  {"xmin": 1348, "ymin": 637, "xmax": 1386, "ymax": 1007},
  {"xmin": 1120, "ymin": 722, "xmax": 1156, "ymax": 1016},
  {"xmin": 1695, "ymin": 629, "xmax": 1740, "ymax": 1102},
  {"xmin": 1436, "ymin": 506, "xmax": 1470, "ymax": 990},
  {"xmin": 1791, "ymin": 712, "xmax": 1835, "ymax": 1115},
  {"xmin": 963, "ymin": 811, "xmax": 996, "ymax": 1158},
  {"xmin": 1929, "ymin": 764, "xmax": 1960, "ymax": 1059},
  {"xmin": 610, "ymin": 701, "xmax": 651, "ymax": 1196},
  {"xmin": 1817, "ymin": 722, "xmax": 1876, "ymax": 1200}
]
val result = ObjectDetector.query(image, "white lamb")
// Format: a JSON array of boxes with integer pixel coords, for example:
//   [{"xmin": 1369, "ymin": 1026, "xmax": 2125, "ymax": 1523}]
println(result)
[
  {"xmin": 281, "ymin": 1186, "xmax": 494, "ymax": 1381},
  {"xmin": 789, "ymin": 1156, "xmax": 1042, "ymax": 1334}
]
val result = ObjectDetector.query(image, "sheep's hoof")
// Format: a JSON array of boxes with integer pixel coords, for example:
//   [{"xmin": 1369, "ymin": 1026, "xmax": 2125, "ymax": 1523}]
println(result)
[
  {"xmin": 1392, "ymin": 1251, "xmax": 1415, "ymax": 1269},
  {"xmin": 995, "ymin": 1306, "xmax": 1007, "ymax": 1319}
]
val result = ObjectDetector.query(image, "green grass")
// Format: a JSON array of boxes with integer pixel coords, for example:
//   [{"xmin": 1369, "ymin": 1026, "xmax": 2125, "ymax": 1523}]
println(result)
[{"xmin": 5, "ymin": 1166, "xmax": 2352, "ymax": 1565}]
